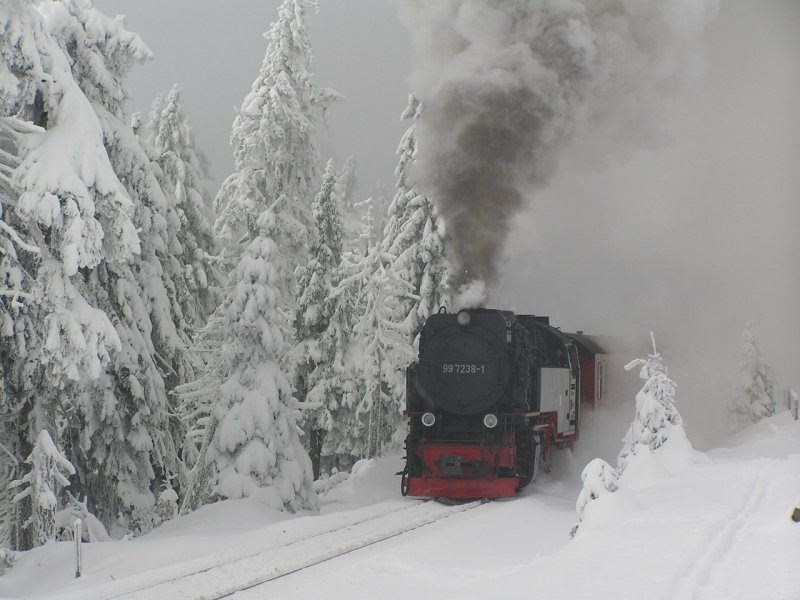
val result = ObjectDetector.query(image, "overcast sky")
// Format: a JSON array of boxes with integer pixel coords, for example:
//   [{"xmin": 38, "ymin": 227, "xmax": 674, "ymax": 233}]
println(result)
[
  {"xmin": 96, "ymin": 0, "xmax": 411, "ymax": 199},
  {"xmin": 95, "ymin": 0, "xmax": 798, "ymax": 448}
]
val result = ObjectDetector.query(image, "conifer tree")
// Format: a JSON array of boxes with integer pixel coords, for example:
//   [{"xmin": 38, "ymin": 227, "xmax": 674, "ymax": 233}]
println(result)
[
  {"xmin": 337, "ymin": 156, "xmax": 357, "ymax": 211},
  {"xmin": 10, "ymin": 430, "xmax": 74, "ymax": 548},
  {"xmin": 303, "ymin": 206, "xmax": 375, "ymax": 473},
  {"xmin": 214, "ymin": 0, "xmax": 339, "ymax": 301},
  {"xmin": 181, "ymin": 208, "xmax": 316, "ymax": 513},
  {"xmin": 352, "ymin": 214, "xmax": 415, "ymax": 458},
  {"xmin": 728, "ymin": 322, "xmax": 776, "ymax": 429},
  {"xmin": 617, "ymin": 333, "xmax": 682, "ymax": 472},
  {"xmin": 1, "ymin": 0, "xmax": 133, "ymax": 545},
  {"xmin": 146, "ymin": 84, "xmax": 220, "ymax": 328},
  {"xmin": 336, "ymin": 156, "xmax": 362, "ymax": 248},
  {"xmin": 311, "ymin": 267, "xmax": 363, "ymax": 471},
  {"xmin": 143, "ymin": 85, "xmax": 221, "ymax": 480},
  {"xmin": 382, "ymin": 94, "xmax": 450, "ymax": 345},
  {"xmin": 182, "ymin": 0, "xmax": 334, "ymax": 512},
  {"xmin": 294, "ymin": 160, "xmax": 344, "ymax": 478},
  {"xmin": 0, "ymin": 14, "xmax": 39, "ymax": 540},
  {"xmin": 43, "ymin": 0, "xmax": 185, "ymax": 530}
]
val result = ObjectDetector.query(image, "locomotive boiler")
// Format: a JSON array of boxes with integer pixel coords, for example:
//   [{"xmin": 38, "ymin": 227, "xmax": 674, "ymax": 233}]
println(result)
[{"xmin": 402, "ymin": 308, "xmax": 586, "ymax": 499}]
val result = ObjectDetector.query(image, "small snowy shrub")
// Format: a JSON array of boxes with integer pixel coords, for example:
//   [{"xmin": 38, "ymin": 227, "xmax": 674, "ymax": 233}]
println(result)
[
  {"xmin": 116, "ymin": 484, "xmax": 179, "ymax": 536},
  {"xmin": 573, "ymin": 458, "xmax": 619, "ymax": 536},
  {"xmin": 153, "ymin": 486, "xmax": 179, "ymax": 526},
  {"xmin": 55, "ymin": 493, "xmax": 110, "ymax": 542},
  {"xmin": 0, "ymin": 547, "xmax": 16, "ymax": 572},
  {"xmin": 313, "ymin": 468, "xmax": 350, "ymax": 495}
]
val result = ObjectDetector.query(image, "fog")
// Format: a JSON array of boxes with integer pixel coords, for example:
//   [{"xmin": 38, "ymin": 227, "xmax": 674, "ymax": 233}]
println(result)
[
  {"xmin": 93, "ymin": 1, "xmax": 798, "ymax": 450},
  {"xmin": 494, "ymin": 1, "xmax": 800, "ymax": 448}
]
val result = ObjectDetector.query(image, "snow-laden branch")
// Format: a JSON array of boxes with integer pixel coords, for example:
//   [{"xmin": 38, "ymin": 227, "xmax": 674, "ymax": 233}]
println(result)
[
  {"xmin": 0, "ymin": 116, "xmax": 44, "ymax": 137},
  {"xmin": 0, "ymin": 188, "xmax": 17, "ymax": 207},
  {"xmin": 0, "ymin": 147, "xmax": 20, "ymax": 167},
  {"xmin": 0, "ymin": 289, "xmax": 34, "ymax": 300},
  {"xmin": 0, "ymin": 442, "xmax": 19, "ymax": 466},
  {"xmin": 290, "ymin": 400, "xmax": 324, "ymax": 411},
  {"xmin": 153, "ymin": 350, "xmax": 179, "ymax": 378},
  {"xmin": 0, "ymin": 220, "xmax": 39, "ymax": 254},
  {"xmin": 176, "ymin": 387, "xmax": 217, "ymax": 402}
]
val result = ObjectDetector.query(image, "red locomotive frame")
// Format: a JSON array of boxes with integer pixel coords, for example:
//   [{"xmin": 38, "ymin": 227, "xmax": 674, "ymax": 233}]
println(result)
[{"xmin": 402, "ymin": 410, "xmax": 573, "ymax": 499}]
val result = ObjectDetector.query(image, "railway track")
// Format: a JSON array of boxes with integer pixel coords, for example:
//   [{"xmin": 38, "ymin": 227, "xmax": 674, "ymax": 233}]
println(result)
[{"xmin": 49, "ymin": 498, "xmax": 487, "ymax": 600}]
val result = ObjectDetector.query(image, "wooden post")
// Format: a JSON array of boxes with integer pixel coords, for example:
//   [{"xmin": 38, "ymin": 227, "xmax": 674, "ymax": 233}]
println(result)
[{"xmin": 73, "ymin": 519, "xmax": 82, "ymax": 578}]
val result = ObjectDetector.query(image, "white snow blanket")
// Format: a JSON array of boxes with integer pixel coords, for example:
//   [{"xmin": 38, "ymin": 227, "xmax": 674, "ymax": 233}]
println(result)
[{"xmin": 1, "ymin": 415, "xmax": 799, "ymax": 600}]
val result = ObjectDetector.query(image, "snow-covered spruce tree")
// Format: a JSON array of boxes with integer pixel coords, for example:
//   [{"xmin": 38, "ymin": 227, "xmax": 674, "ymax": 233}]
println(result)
[
  {"xmin": 214, "ymin": 0, "xmax": 339, "ymax": 302},
  {"xmin": 9, "ymin": 430, "xmax": 74, "ymax": 547},
  {"xmin": 337, "ymin": 156, "xmax": 357, "ymax": 211},
  {"xmin": 180, "ymin": 207, "xmax": 316, "ymax": 513},
  {"xmin": 336, "ymin": 156, "xmax": 363, "ymax": 247},
  {"xmin": 0, "ymin": 0, "xmax": 138, "ymax": 547},
  {"xmin": 41, "ymin": 0, "xmax": 200, "ymax": 530},
  {"xmin": 352, "ymin": 211, "xmax": 416, "ymax": 458},
  {"xmin": 141, "ymin": 84, "xmax": 222, "ymax": 481},
  {"xmin": 312, "ymin": 261, "xmax": 364, "ymax": 471},
  {"xmin": 0, "ymin": 428, "xmax": 18, "ymax": 551},
  {"xmin": 0, "ymin": 47, "xmax": 38, "ymax": 539},
  {"xmin": 293, "ymin": 160, "xmax": 344, "ymax": 478},
  {"xmin": 146, "ymin": 84, "xmax": 221, "ymax": 329},
  {"xmin": 180, "ymin": 0, "xmax": 338, "ymax": 512},
  {"xmin": 301, "ymin": 206, "xmax": 377, "ymax": 473},
  {"xmin": 728, "ymin": 322, "xmax": 776, "ymax": 429},
  {"xmin": 382, "ymin": 94, "xmax": 450, "ymax": 345},
  {"xmin": 616, "ymin": 333, "xmax": 682, "ymax": 473}
]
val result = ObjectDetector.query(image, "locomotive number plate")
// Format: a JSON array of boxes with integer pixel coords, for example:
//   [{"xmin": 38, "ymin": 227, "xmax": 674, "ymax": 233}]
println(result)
[{"xmin": 439, "ymin": 362, "xmax": 487, "ymax": 375}]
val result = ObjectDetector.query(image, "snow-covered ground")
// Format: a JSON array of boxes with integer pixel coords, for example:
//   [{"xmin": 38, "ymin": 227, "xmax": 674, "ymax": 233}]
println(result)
[{"xmin": 2, "ymin": 412, "xmax": 799, "ymax": 600}]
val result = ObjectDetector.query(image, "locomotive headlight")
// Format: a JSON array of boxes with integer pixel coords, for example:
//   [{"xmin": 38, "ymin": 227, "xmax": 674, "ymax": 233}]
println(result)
[
  {"xmin": 456, "ymin": 310, "xmax": 471, "ymax": 326},
  {"xmin": 483, "ymin": 413, "xmax": 499, "ymax": 429},
  {"xmin": 421, "ymin": 412, "xmax": 436, "ymax": 427}
]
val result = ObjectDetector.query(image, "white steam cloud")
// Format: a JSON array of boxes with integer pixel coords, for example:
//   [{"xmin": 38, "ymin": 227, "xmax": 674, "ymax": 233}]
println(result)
[{"xmin": 397, "ymin": 0, "xmax": 719, "ymax": 286}]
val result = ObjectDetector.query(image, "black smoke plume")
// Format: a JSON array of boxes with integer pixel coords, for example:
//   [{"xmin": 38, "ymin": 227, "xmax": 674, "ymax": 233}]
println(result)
[{"xmin": 397, "ymin": 0, "xmax": 718, "ymax": 288}]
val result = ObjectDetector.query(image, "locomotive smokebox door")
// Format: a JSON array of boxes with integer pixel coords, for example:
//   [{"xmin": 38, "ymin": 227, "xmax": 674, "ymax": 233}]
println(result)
[{"xmin": 416, "ymin": 311, "xmax": 510, "ymax": 415}]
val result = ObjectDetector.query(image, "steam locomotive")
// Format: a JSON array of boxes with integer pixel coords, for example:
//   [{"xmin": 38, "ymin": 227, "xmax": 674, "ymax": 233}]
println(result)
[{"xmin": 402, "ymin": 307, "xmax": 622, "ymax": 499}]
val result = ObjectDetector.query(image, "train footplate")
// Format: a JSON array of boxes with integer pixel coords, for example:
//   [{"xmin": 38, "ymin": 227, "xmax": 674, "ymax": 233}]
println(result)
[
  {"xmin": 407, "ymin": 441, "xmax": 519, "ymax": 499},
  {"xmin": 406, "ymin": 475, "xmax": 518, "ymax": 499}
]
